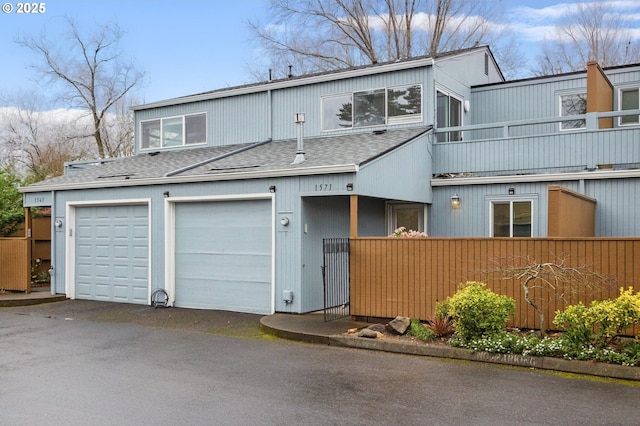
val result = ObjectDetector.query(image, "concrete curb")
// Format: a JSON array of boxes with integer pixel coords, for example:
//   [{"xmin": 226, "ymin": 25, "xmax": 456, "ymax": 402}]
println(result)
[{"xmin": 260, "ymin": 321, "xmax": 640, "ymax": 382}]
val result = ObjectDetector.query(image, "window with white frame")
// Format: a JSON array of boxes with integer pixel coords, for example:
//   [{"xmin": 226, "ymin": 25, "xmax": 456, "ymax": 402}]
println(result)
[
  {"xmin": 436, "ymin": 90, "xmax": 462, "ymax": 142},
  {"xmin": 560, "ymin": 93, "xmax": 586, "ymax": 130},
  {"xmin": 387, "ymin": 202, "xmax": 426, "ymax": 234},
  {"xmin": 140, "ymin": 113, "xmax": 207, "ymax": 149},
  {"xmin": 619, "ymin": 88, "xmax": 640, "ymax": 125},
  {"xmin": 491, "ymin": 200, "xmax": 532, "ymax": 237},
  {"xmin": 321, "ymin": 84, "xmax": 422, "ymax": 131}
]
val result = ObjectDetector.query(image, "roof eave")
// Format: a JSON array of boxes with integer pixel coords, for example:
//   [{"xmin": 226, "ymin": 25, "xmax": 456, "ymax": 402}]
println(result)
[
  {"xmin": 19, "ymin": 164, "xmax": 359, "ymax": 193},
  {"xmin": 132, "ymin": 58, "xmax": 435, "ymax": 111}
]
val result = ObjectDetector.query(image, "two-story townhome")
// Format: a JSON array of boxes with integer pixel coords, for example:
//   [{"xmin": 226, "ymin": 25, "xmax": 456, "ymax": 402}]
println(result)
[{"xmin": 20, "ymin": 46, "xmax": 640, "ymax": 315}]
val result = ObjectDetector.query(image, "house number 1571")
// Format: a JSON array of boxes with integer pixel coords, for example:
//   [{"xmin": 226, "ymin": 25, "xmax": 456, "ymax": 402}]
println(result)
[{"xmin": 314, "ymin": 184, "xmax": 332, "ymax": 191}]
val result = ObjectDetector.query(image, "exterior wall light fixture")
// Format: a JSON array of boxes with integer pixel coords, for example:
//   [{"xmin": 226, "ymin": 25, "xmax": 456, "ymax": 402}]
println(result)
[
  {"xmin": 451, "ymin": 193, "xmax": 461, "ymax": 209},
  {"xmin": 346, "ymin": 183, "xmax": 353, "ymax": 191},
  {"xmin": 508, "ymin": 187, "xmax": 515, "ymax": 195},
  {"xmin": 269, "ymin": 185, "xmax": 276, "ymax": 193}
]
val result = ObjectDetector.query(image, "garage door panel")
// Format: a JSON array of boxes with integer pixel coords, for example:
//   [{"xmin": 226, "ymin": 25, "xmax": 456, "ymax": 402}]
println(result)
[
  {"xmin": 75, "ymin": 205, "xmax": 149, "ymax": 305},
  {"xmin": 174, "ymin": 200, "xmax": 272, "ymax": 314},
  {"xmin": 178, "ymin": 277, "xmax": 271, "ymax": 312}
]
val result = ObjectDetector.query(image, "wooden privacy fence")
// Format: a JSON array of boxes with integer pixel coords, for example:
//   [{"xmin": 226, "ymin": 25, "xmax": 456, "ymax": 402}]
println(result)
[
  {"xmin": 0, "ymin": 214, "xmax": 51, "ymax": 293},
  {"xmin": 350, "ymin": 238, "xmax": 640, "ymax": 332}
]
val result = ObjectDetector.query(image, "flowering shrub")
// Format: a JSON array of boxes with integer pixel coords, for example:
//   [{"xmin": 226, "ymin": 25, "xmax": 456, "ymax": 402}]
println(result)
[
  {"xmin": 440, "ymin": 281, "xmax": 516, "ymax": 341},
  {"xmin": 448, "ymin": 331, "xmax": 640, "ymax": 366},
  {"xmin": 553, "ymin": 287, "xmax": 640, "ymax": 348},
  {"xmin": 389, "ymin": 226, "xmax": 428, "ymax": 238}
]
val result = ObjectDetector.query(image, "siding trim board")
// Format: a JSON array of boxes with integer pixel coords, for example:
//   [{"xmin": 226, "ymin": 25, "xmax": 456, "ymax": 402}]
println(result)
[{"xmin": 431, "ymin": 169, "xmax": 640, "ymax": 186}]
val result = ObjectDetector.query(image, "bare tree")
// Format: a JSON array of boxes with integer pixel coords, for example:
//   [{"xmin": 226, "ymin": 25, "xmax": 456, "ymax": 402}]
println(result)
[
  {"xmin": 486, "ymin": 255, "xmax": 615, "ymax": 336},
  {"xmin": 248, "ymin": 0, "xmax": 516, "ymax": 79},
  {"xmin": 16, "ymin": 17, "xmax": 143, "ymax": 158},
  {"xmin": 533, "ymin": 1, "xmax": 640, "ymax": 75},
  {"xmin": 0, "ymin": 102, "xmax": 94, "ymax": 181}
]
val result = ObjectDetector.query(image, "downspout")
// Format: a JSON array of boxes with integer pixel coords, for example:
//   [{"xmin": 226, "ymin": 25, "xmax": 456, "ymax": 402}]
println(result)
[{"xmin": 164, "ymin": 138, "xmax": 272, "ymax": 177}]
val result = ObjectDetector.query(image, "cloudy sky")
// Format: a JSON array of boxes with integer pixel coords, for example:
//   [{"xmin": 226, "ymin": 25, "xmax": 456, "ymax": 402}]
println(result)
[{"xmin": 1, "ymin": 0, "xmax": 639, "ymax": 107}]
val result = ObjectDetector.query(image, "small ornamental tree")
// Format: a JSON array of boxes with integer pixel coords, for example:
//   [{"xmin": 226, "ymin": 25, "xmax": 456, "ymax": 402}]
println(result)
[{"xmin": 486, "ymin": 255, "xmax": 612, "ymax": 336}]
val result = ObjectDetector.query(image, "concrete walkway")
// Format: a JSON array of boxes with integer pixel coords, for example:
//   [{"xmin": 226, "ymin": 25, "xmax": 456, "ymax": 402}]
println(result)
[{"xmin": 2, "ymin": 289, "xmax": 639, "ymax": 382}]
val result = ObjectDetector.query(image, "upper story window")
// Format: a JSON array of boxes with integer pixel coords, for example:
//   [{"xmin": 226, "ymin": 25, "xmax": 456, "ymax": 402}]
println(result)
[
  {"xmin": 560, "ymin": 93, "xmax": 586, "ymax": 130},
  {"xmin": 619, "ymin": 88, "xmax": 639, "ymax": 125},
  {"xmin": 436, "ymin": 90, "xmax": 462, "ymax": 142},
  {"xmin": 321, "ymin": 84, "xmax": 422, "ymax": 131},
  {"xmin": 140, "ymin": 113, "xmax": 207, "ymax": 150}
]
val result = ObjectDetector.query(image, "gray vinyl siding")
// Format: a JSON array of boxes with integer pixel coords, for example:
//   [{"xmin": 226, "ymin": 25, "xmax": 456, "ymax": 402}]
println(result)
[
  {"xmin": 271, "ymin": 67, "xmax": 432, "ymax": 140},
  {"xmin": 357, "ymin": 196, "xmax": 387, "ymax": 236},
  {"xmin": 357, "ymin": 132, "xmax": 432, "ymax": 203},
  {"xmin": 430, "ymin": 178, "xmax": 640, "ymax": 238},
  {"xmin": 136, "ymin": 67, "xmax": 434, "ymax": 152},
  {"xmin": 436, "ymin": 50, "xmax": 503, "ymax": 87},
  {"xmin": 430, "ymin": 183, "xmax": 545, "ymax": 237},
  {"xmin": 586, "ymin": 178, "xmax": 640, "ymax": 236},
  {"xmin": 134, "ymin": 93, "xmax": 270, "ymax": 153},
  {"xmin": 432, "ymin": 127, "xmax": 639, "ymax": 176},
  {"xmin": 468, "ymin": 75, "xmax": 587, "ymax": 139}
]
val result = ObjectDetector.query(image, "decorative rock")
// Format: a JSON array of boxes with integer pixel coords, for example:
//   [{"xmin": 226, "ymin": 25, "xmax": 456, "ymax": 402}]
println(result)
[
  {"xmin": 387, "ymin": 316, "xmax": 411, "ymax": 335},
  {"xmin": 366, "ymin": 323, "xmax": 387, "ymax": 333},
  {"xmin": 358, "ymin": 328, "xmax": 380, "ymax": 338}
]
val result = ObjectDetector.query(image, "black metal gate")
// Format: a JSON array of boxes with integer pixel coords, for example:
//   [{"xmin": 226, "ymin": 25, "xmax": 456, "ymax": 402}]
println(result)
[{"xmin": 321, "ymin": 238, "xmax": 350, "ymax": 321}]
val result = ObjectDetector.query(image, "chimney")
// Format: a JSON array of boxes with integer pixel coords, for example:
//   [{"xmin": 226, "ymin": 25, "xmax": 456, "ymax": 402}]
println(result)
[{"xmin": 292, "ymin": 112, "xmax": 306, "ymax": 164}]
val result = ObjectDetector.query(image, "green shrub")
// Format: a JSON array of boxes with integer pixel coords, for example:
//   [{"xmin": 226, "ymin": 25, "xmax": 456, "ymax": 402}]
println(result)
[
  {"xmin": 441, "ymin": 281, "xmax": 516, "ymax": 341},
  {"xmin": 408, "ymin": 319, "xmax": 435, "ymax": 342},
  {"xmin": 553, "ymin": 287, "xmax": 640, "ymax": 348}
]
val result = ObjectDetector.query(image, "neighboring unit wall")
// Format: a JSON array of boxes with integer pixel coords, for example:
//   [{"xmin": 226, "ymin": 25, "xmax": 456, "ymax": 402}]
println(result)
[{"xmin": 547, "ymin": 185, "xmax": 596, "ymax": 237}]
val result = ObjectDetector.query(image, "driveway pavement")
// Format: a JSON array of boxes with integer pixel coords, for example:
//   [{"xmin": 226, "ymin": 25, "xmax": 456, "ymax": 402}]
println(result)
[
  {"xmin": 2, "ymin": 296, "xmax": 640, "ymax": 382},
  {"xmin": 1, "ymin": 302, "xmax": 640, "ymax": 426}
]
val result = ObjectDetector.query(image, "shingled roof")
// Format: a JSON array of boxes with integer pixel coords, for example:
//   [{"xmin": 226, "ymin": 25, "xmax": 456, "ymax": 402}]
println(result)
[{"xmin": 21, "ymin": 127, "xmax": 431, "ymax": 192}]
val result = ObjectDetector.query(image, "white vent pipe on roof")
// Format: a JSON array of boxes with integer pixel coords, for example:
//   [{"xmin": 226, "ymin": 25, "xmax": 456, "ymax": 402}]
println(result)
[{"xmin": 292, "ymin": 112, "xmax": 306, "ymax": 165}]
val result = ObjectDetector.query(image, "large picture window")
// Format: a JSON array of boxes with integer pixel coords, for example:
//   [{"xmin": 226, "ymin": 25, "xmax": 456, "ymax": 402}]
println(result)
[
  {"xmin": 560, "ymin": 93, "xmax": 586, "ymax": 130},
  {"xmin": 491, "ymin": 200, "xmax": 532, "ymax": 237},
  {"xmin": 322, "ymin": 84, "xmax": 422, "ymax": 131},
  {"xmin": 619, "ymin": 88, "xmax": 639, "ymax": 125},
  {"xmin": 140, "ymin": 113, "xmax": 207, "ymax": 150},
  {"xmin": 436, "ymin": 90, "xmax": 462, "ymax": 142}
]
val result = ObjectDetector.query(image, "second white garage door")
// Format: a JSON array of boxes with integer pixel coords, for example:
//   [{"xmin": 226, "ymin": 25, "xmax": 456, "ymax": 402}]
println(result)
[{"xmin": 173, "ymin": 199, "xmax": 273, "ymax": 314}]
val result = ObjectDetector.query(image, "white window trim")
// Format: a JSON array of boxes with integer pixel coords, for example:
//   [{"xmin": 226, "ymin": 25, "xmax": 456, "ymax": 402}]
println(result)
[
  {"xmin": 618, "ymin": 87, "xmax": 640, "ymax": 127},
  {"xmin": 139, "ymin": 112, "xmax": 207, "ymax": 151},
  {"xmin": 321, "ymin": 83, "xmax": 423, "ymax": 132},
  {"xmin": 487, "ymin": 196, "xmax": 537, "ymax": 238}
]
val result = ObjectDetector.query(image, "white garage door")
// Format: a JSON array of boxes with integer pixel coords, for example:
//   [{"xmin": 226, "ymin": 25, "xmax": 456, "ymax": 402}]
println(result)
[
  {"xmin": 75, "ymin": 205, "xmax": 149, "ymax": 304},
  {"xmin": 174, "ymin": 199, "xmax": 272, "ymax": 314}
]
